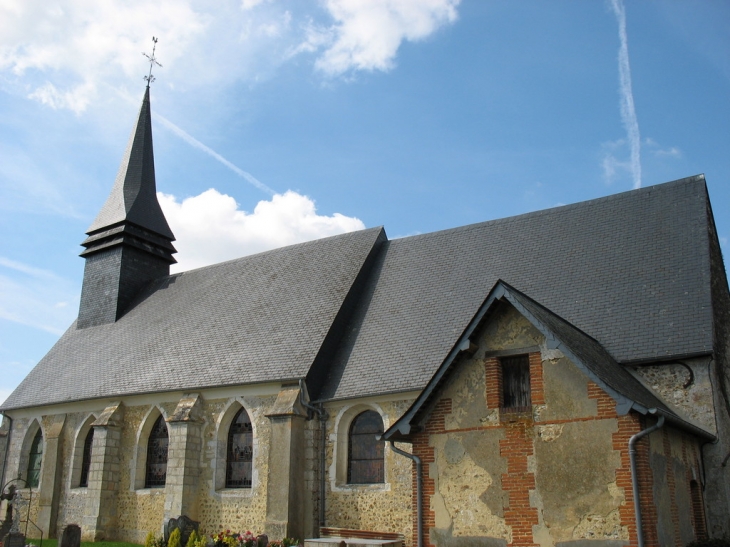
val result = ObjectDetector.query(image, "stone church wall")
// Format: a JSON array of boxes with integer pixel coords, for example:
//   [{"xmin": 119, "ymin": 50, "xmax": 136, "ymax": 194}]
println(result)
[
  {"xmin": 2, "ymin": 389, "xmax": 280, "ymax": 543},
  {"xmin": 323, "ymin": 397, "xmax": 415, "ymax": 540}
]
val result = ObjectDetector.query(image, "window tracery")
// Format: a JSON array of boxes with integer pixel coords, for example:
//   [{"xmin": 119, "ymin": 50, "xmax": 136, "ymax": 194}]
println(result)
[
  {"xmin": 145, "ymin": 415, "xmax": 168, "ymax": 488},
  {"xmin": 226, "ymin": 407, "xmax": 253, "ymax": 488},
  {"xmin": 347, "ymin": 410, "xmax": 384, "ymax": 484}
]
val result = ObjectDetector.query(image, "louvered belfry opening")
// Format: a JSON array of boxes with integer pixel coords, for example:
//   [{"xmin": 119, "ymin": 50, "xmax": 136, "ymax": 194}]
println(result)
[
  {"xmin": 347, "ymin": 410, "xmax": 385, "ymax": 484},
  {"xmin": 501, "ymin": 354, "xmax": 531, "ymax": 412},
  {"xmin": 145, "ymin": 415, "xmax": 169, "ymax": 488},
  {"xmin": 226, "ymin": 408, "xmax": 253, "ymax": 488}
]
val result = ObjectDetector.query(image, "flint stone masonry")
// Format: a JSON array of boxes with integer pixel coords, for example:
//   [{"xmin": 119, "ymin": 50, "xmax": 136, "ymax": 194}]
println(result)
[
  {"xmin": 633, "ymin": 357, "xmax": 716, "ymax": 433},
  {"xmin": 324, "ymin": 398, "xmax": 413, "ymax": 542}
]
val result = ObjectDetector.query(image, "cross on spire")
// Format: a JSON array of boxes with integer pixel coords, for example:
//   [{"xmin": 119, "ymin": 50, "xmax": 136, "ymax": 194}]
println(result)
[{"xmin": 143, "ymin": 36, "xmax": 162, "ymax": 87}]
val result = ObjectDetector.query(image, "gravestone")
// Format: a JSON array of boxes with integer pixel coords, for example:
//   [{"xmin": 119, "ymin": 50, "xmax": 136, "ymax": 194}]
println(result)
[
  {"xmin": 60, "ymin": 524, "xmax": 81, "ymax": 547},
  {"xmin": 0, "ymin": 486, "xmax": 16, "ymax": 542},
  {"xmin": 165, "ymin": 515, "xmax": 199, "ymax": 547},
  {"xmin": 3, "ymin": 532, "xmax": 25, "ymax": 547}
]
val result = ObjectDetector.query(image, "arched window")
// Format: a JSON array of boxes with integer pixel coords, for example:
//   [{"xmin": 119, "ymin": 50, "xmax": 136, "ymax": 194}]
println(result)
[
  {"xmin": 226, "ymin": 408, "xmax": 253, "ymax": 488},
  {"xmin": 27, "ymin": 429, "xmax": 43, "ymax": 488},
  {"xmin": 79, "ymin": 428, "xmax": 94, "ymax": 487},
  {"xmin": 347, "ymin": 410, "xmax": 384, "ymax": 484},
  {"xmin": 145, "ymin": 415, "xmax": 168, "ymax": 488}
]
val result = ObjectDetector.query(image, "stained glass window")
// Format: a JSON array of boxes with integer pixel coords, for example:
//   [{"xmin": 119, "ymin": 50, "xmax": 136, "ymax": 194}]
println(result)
[
  {"xmin": 27, "ymin": 429, "xmax": 43, "ymax": 488},
  {"xmin": 347, "ymin": 410, "xmax": 384, "ymax": 484},
  {"xmin": 79, "ymin": 427, "xmax": 94, "ymax": 487},
  {"xmin": 145, "ymin": 415, "xmax": 168, "ymax": 488},
  {"xmin": 226, "ymin": 408, "xmax": 253, "ymax": 488}
]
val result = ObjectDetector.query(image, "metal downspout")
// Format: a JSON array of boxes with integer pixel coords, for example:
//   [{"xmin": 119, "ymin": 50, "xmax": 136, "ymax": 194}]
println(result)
[
  {"xmin": 0, "ymin": 414, "xmax": 12, "ymax": 490},
  {"xmin": 629, "ymin": 410, "xmax": 665, "ymax": 547},
  {"xmin": 389, "ymin": 441, "xmax": 423, "ymax": 547},
  {"xmin": 299, "ymin": 381, "xmax": 328, "ymax": 530}
]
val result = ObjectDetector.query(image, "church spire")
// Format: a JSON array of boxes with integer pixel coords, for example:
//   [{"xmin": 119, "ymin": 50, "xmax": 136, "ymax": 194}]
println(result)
[
  {"xmin": 84, "ymin": 87, "xmax": 173, "ymax": 239},
  {"xmin": 77, "ymin": 85, "xmax": 176, "ymax": 329}
]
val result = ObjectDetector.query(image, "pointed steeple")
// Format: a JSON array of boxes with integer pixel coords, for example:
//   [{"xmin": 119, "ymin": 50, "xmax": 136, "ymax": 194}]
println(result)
[
  {"xmin": 85, "ymin": 87, "xmax": 174, "ymax": 239},
  {"xmin": 77, "ymin": 89, "xmax": 176, "ymax": 329}
]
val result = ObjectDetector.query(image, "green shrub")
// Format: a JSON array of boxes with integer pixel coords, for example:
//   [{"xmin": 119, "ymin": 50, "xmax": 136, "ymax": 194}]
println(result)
[
  {"xmin": 186, "ymin": 530, "xmax": 199, "ymax": 547},
  {"xmin": 168, "ymin": 528, "xmax": 182, "ymax": 547}
]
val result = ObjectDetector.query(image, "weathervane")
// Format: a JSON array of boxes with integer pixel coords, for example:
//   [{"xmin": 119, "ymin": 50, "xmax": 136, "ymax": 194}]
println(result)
[{"xmin": 143, "ymin": 37, "xmax": 162, "ymax": 87}]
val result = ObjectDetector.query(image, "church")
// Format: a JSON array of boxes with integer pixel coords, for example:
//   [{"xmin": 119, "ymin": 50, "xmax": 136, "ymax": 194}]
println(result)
[{"xmin": 0, "ymin": 88, "xmax": 729, "ymax": 547}]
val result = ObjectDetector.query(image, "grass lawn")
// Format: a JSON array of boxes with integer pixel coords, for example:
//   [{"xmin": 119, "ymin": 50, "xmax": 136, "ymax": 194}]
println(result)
[{"xmin": 28, "ymin": 540, "xmax": 142, "ymax": 547}]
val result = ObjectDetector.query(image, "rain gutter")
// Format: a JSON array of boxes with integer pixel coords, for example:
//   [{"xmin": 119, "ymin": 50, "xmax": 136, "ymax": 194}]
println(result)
[
  {"xmin": 629, "ymin": 409, "xmax": 665, "ymax": 547},
  {"xmin": 299, "ymin": 380, "xmax": 328, "ymax": 530}
]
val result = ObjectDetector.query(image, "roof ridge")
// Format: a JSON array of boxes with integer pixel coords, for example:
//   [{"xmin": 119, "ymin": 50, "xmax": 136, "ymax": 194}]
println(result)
[
  {"xmin": 169, "ymin": 226, "xmax": 386, "ymax": 277},
  {"xmin": 396, "ymin": 174, "xmax": 707, "ymax": 243}
]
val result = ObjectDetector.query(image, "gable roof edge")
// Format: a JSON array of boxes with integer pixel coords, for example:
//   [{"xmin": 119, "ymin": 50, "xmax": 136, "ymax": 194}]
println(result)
[{"xmin": 383, "ymin": 280, "xmax": 716, "ymax": 442}]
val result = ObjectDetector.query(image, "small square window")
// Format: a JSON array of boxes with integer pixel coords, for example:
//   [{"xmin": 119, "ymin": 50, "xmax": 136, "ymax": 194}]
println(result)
[{"xmin": 500, "ymin": 354, "xmax": 531, "ymax": 411}]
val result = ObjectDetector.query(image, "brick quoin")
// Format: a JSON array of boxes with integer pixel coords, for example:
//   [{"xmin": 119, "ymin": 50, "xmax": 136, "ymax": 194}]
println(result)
[
  {"xmin": 528, "ymin": 352, "xmax": 544, "ymax": 406},
  {"xmin": 412, "ymin": 398, "xmax": 452, "ymax": 547},
  {"xmin": 485, "ymin": 357, "xmax": 502, "ymax": 409},
  {"xmin": 591, "ymin": 383, "xmax": 655, "ymax": 547},
  {"xmin": 611, "ymin": 410, "xmax": 659, "ymax": 547},
  {"xmin": 683, "ymin": 436, "xmax": 708, "ymax": 540},
  {"xmin": 664, "ymin": 429, "xmax": 682, "ymax": 547},
  {"xmin": 500, "ymin": 418, "xmax": 539, "ymax": 547}
]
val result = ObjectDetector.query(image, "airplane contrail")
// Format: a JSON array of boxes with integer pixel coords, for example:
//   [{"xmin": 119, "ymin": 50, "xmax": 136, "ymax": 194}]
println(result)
[
  {"xmin": 155, "ymin": 113, "xmax": 276, "ymax": 196},
  {"xmin": 610, "ymin": 0, "xmax": 641, "ymax": 189}
]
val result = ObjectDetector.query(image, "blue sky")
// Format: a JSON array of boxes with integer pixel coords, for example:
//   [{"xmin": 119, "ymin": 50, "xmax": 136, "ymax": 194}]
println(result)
[{"xmin": 1, "ymin": 0, "xmax": 728, "ymax": 406}]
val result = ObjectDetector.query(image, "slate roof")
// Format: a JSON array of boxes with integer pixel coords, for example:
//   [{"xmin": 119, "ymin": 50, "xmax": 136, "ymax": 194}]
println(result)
[
  {"xmin": 317, "ymin": 175, "xmax": 714, "ymax": 401},
  {"xmin": 1, "ymin": 228, "xmax": 384, "ymax": 410},
  {"xmin": 0, "ymin": 174, "xmax": 719, "ymax": 411}
]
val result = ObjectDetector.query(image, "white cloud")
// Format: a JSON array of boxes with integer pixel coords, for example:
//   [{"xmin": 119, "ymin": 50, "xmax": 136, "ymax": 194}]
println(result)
[
  {"xmin": 0, "ymin": 258, "xmax": 79, "ymax": 335},
  {"xmin": 644, "ymin": 138, "xmax": 682, "ymax": 158},
  {"xmin": 159, "ymin": 189, "xmax": 366, "ymax": 272},
  {"xmin": 310, "ymin": 0, "xmax": 460, "ymax": 76},
  {"xmin": 600, "ymin": 138, "xmax": 633, "ymax": 185},
  {"xmin": 0, "ymin": 0, "xmax": 461, "ymax": 112},
  {"xmin": 0, "ymin": 0, "xmax": 208, "ymax": 111}
]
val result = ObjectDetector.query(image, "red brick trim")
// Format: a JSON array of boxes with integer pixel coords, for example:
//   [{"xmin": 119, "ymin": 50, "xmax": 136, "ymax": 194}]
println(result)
[
  {"xmin": 612, "ymin": 413, "xmax": 644, "ymax": 547},
  {"xmin": 587, "ymin": 380, "xmax": 618, "ymax": 419},
  {"xmin": 500, "ymin": 419, "xmax": 539, "ymax": 546},
  {"xmin": 663, "ymin": 429, "xmax": 682, "ymax": 546},
  {"xmin": 528, "ymin": 352, "xmax": 544, "ymax": 405},
  {"xmin": 485, "ymin": 357, "xmax": 502, "ymax": 410}
]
